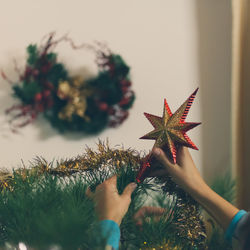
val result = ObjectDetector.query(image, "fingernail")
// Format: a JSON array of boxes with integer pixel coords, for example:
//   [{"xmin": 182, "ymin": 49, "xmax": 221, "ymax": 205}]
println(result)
[
  {"xmin": 130, "ymin": 182, "xmax": 137, "ymax": 190},
  {"xmin": 153, "ymin": 148, "xmax": 161, "ymax": 156}
]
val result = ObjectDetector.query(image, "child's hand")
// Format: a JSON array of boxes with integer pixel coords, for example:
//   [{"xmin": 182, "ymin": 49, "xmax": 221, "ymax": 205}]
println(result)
[
  {"xmin": 86, "ymin": 175, "xmax": 137, "ymax": 225},
  {"xmin": 151, "ymin": 147, "xmax": 239, "ymax": 231},
  {"xmin": 151, "ymin": 146, "xmax": 208, "ymax": 198}
]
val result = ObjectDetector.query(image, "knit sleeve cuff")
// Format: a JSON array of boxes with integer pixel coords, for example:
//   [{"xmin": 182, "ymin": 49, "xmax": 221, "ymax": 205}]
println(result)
[
  {"xmin": 98, "ymin": 220, "xmax": 120, "ymax": 250},
  {"xmin": 225, "ymin": 210, "xmax": 247, "ymax": 241}
]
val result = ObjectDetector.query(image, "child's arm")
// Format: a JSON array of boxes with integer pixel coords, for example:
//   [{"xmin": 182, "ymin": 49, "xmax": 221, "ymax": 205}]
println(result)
[{"xmin": 151, "ymin": 147, "xmax": 239, "ymax": 231}]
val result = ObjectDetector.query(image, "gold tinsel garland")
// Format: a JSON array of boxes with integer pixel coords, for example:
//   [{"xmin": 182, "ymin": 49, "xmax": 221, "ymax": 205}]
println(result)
[
  {"xmin": 141, "ymin": 242, "xmax": 181, "ymax": 250},
  {"xmin": 0, "ymin": 141, "xmax": 141, "ymax": 191},
  {"xmin": 0, "ymin": 141, "xmax": 207, "ymax": 249}
]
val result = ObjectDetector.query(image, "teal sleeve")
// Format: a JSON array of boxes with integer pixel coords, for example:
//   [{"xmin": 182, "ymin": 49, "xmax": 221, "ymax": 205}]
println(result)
[
  {"xmin": 98, "ymin": 220, "xmax": 120, "ymax": 249},
  {"xmin": 225, "ymin": 210, "xmax": 247, "ymax": 241}
]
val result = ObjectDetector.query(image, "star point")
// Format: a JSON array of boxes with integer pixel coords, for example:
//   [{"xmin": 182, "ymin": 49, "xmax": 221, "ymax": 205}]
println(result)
[{"xmin": 140, "ymin": 88, "xmax": 200, "ymax": 164}]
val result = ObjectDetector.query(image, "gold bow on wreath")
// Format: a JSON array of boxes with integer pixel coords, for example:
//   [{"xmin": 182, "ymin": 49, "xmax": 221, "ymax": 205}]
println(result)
[{"xmin": 57, "ymin": 76, "xmax": 92, "ymax": 121}]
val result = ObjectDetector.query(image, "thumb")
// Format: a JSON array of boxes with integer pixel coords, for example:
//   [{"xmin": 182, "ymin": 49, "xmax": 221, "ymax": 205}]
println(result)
[
  {"xmin": 152, "ymin": 147, "xmax": 176, "ymax": 173},
  {"xmin": 121, "ymin": 182, "xmax": 137, "ymax": 199}
]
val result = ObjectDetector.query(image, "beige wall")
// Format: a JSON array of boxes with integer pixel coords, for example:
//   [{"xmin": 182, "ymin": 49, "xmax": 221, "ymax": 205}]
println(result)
[
  {"xmin": 195, "ymin": 0, "xmax": 232, "ymax": 181},
  {"xmin": 0, "ymin": 0, "xmax": 231, "ymax": 181}
]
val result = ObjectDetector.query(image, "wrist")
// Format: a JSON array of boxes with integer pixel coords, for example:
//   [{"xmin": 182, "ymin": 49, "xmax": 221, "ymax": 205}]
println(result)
[{"xmin": 99, "ymin": 215, "xmax": 122, "ymax": 226}]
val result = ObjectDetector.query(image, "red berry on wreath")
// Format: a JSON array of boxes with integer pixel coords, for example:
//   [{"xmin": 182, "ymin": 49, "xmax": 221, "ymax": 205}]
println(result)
[
  {"xmin": 98, "ymin": 102, "xmax": 108, "ymax": 111},
  {"xmin": 121, "ymin": 86, "xmax": 129, "ymax": 93},
  {"xmin": 34, "ymin": 93, "xmax": 43, "ymax": 102},
  {"xmin": 119, "ymin": 97, "xmax": 129, "ymax": 106},
  {"xmin": 120, "ymin": 80, "xmax": 131, "ymax": 87},
  {"xmin": 32, "ymin": 69, "xmax": 39, "ymax": 77}
]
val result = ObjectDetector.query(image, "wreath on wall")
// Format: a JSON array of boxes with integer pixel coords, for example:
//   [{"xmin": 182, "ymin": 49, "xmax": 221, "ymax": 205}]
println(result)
[{"xmin": 2, "ymin": 33, "xmax": 135, "ymax": 134}]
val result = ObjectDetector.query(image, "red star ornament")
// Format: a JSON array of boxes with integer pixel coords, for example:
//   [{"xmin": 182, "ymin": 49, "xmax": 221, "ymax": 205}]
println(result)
[{"xmin": 140, "ymin": 88, "xmax": 201, "ymax": 164}]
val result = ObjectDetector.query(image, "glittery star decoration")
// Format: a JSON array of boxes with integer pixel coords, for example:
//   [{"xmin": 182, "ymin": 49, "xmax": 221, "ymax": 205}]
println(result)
[{"xmin": 140, "ymin": 88, "xmax": 201, "ymax": 164}]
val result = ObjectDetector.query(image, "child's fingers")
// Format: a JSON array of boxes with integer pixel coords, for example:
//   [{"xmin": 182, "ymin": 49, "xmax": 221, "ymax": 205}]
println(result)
[
  {"xmin": 134, "ymin": 206, "xmax": 165, "ymax": 219},
  {"xmin": 122, "ymin": 182, "xmax": 137, "ymax": 200},
  {"xmin": 152, "ymin": 147, "xmax": 177, "ymax": 174},
  {"xmin": 106, "ymin": 174, "xmax": 117, "ymax": 184},
  {"xmin": 103, "ymin": 175, "xmax": 118, "ymax": 191},
  {"xmin": 134, "ymin": 206, "xmax": 166, "ymax": 226}
]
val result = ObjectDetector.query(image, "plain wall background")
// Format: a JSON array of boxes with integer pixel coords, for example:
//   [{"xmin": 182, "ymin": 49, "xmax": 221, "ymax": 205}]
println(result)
[{"xmin": 0, "ymin": 0, "xmax": 231, "ymax": 181}]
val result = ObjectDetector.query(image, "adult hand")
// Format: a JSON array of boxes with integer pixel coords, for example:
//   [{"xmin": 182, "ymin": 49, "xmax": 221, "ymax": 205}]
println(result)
[{"xmin": 86, "ymin": 175, "xmax": 137, "ymax": 225}]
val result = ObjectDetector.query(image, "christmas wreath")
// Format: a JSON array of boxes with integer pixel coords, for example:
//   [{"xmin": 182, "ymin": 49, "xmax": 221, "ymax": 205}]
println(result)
[{"xmin": 2, "ymin": 33, "xmax": 135, "ymax": 134}]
